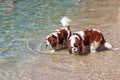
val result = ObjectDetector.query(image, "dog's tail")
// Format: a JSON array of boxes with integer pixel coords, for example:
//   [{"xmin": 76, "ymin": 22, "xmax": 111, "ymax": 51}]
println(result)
[
  {"xmin": 104, "ymin": 42, "xmax": 112, "ymax": 49},
  {"xmin": 104, "ymin": 42, "xmax": 119, "ymax": 51},
  {"xmin": 61, "ymin": 17, "xmax": 71, "ymax": 27}
]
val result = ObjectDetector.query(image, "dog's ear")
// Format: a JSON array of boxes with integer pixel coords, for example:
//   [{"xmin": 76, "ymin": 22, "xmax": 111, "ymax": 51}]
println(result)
[
  {"xmin": 78, "ymin": 40, "xmax": 83, "ymax": 54},
  {"xmin": 67, "ymin": 40, "xmax": 72, "ymax": 54},
  {"xmin": 49, "ymin": 37, "xmax": 57, "ymax": 48},
  {"xmin": 51, "ymin": 37, "xmax": 56, "ymax": 43}
]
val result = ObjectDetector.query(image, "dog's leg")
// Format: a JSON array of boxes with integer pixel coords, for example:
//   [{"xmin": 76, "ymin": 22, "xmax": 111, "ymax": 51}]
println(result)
[
  {"xmin": 90, "ymin": 45, "xmax": 96, "ymax": 53},
  {"xmin": 90, "ymin": 41, "xmax": 100, "ymax": 53}
]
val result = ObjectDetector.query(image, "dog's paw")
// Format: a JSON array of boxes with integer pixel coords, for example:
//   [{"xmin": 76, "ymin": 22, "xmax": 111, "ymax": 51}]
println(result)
[{"xmin": 50, "ymin": 50, "xmax": 55, "ymax": 53}]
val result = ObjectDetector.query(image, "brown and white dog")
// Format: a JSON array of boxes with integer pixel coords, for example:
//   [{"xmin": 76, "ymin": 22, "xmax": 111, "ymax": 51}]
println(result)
[
  {"xmin": 68, "ymin": 29, "xmax": 113, "ymax": 54},
  {"xmin": 45, "ymin": 17, "xmax": 71, "ymax": 52}
]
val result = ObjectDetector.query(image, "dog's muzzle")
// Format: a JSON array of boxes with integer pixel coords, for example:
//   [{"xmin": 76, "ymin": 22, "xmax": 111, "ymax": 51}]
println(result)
[
  {"xmin": 71, "ymin": 47, "xmax": 78, "ymax": 53},
  {"xmin": 45, "ymin": 40, "xmax": 50, "ymax": 49},
  {"xmin": 46, "ymin": 44, "xmax": 48, "ymax": 48}
]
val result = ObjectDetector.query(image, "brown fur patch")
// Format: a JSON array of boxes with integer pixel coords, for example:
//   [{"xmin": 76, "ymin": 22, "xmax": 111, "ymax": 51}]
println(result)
[{"xmin": 47, "ymin": 35, "xmax": 57, "ymax": 48}]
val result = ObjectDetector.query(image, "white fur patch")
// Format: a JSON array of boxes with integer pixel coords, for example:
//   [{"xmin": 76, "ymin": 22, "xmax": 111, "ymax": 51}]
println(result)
[
  {"xmin": 52, "ymin": 32, "xmax": 58, "ymax": 38},
  {"xmin": 46, "ymin": 40, "xmax": 50, "ymax": 46},
  {"xmin": 71, "ymin": 38, "xmax": 76, "ymax": 47},
  {"xmin": 69, "ymin": 35, "xmax": 79, "ymax": 47},
  {"xmin": 46, "ymin": 34, "xmax": 52, "ymax": 39},
  {"xmin": 61, "ymin": 17, "xmax": 71, "ymax": 26},
  {"xmin": 64, "ymin": 28, "xmax": 70, "ymax": 39},
  {"xmin": 90, "ymin": 41, "xmax": 100, "ymax": 53},
  {"xmin": 69, "ymin": 35, "xmax": 80, "ymax": 40},
  {"xmin": 75, "ymin": 31, "xmax": 84, "ymax": 40},
  {"xmin": 92, "ymin": 29, "xmax": 101, "ymax": 33},
  {"xmin": 105, "ymin": 42, "xmax": 119, "ymax": 51},
  {"xmin": 105, "ymin": 42, "xmax": 112, "ymax": 49}
]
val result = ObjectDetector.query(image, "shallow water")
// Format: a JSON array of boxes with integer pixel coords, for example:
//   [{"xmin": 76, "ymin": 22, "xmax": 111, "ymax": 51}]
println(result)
[{"xmin": 0, "ymin": 0, "xmax": 120, "ymax": 80}]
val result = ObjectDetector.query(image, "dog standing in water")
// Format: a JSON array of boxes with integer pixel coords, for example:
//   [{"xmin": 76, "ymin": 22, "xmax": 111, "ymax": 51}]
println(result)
[
  {"xmin": 68, "ymin": 29, "xmax": 115, "ymax": 54},
  {"xmin": 45, "ymin": 17, "xmax": 71, "ymax": 53}
]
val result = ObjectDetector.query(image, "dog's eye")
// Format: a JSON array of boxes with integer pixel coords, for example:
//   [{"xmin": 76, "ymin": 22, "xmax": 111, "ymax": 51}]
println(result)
[{"xmin": 52, "ymin": 39, "xmax": 56, "ymax": 42}]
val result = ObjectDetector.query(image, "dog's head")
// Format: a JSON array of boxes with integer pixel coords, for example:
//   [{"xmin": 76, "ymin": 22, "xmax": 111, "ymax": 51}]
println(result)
[
  {"xmin": 68, "ymin": 35, "xmax": 82, "ymax": 54},
  {"xmin": 45, "ymin": 34, "xmax": 57, "ymax": 49}
]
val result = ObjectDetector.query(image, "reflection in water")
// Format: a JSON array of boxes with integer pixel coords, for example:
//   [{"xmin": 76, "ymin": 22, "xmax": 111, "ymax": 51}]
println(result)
[{"xmin": 0, "ymin": 0, "xmax": 120, "ymax": 80}]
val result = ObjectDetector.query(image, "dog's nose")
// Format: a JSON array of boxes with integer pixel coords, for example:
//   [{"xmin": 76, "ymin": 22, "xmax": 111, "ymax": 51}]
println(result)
[
  {"xmin": 46, "ymin": 45, "xmax": 48, "ymax": 48},
  {"xmin": 72, "ymin": 47, "xmax": 78, "ymax": 53},
  {"xmin": 73, "ymin": 48, "xmax": 76, "ymax": 51},
  {"xmin": 45, "ymin": 41, "xmax": 49, "ymax": 48}
]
